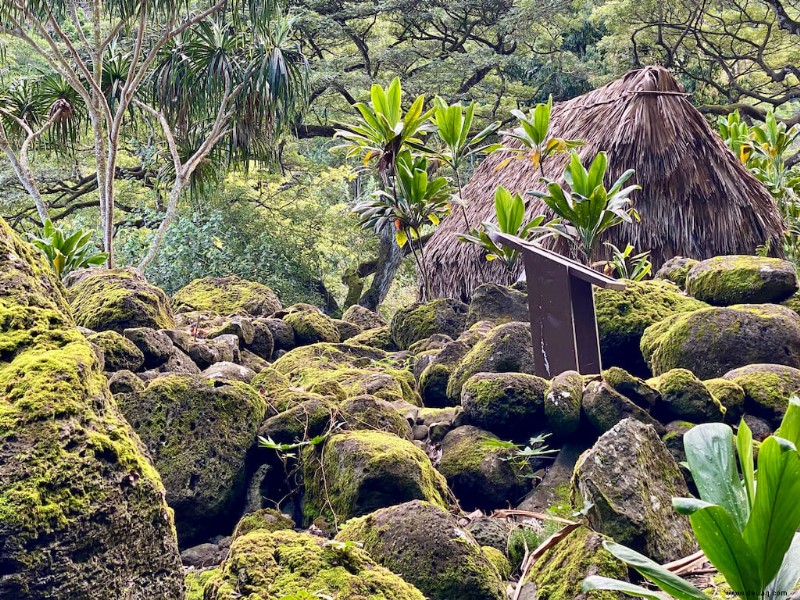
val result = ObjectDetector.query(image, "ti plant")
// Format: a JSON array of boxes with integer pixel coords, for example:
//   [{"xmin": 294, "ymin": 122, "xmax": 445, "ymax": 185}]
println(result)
[
  {"xmin": 458, "ymin": 185, "xmax": 563, "ymax": 272},
  {"xmin": 603, "ymin": 242, "xmax": 652, "ymax": 281},
  {"xmin": 28, "ymin": 219, "xmax": 108, "ymax": 279},
  {"xmin": 500, "ymin": 96, "xmax": 583, "ymax": 175},
  {"xmin": 333, "ymin": 77, "xmax": 433, "ymax": 183},
  {"xmin": 530, "ymin": 151, "xmax": 640, "ymax": 264},
  {"xmin": 352, "ymin": 150, "xmax": 452, "ymax": 300},
  {"xmin": 427, "ymin": 97, "xmax": 501, "ymax": 229},
  {"xmin": 584, "ymin": 397, "xmax": 800, "ymax": 599}
]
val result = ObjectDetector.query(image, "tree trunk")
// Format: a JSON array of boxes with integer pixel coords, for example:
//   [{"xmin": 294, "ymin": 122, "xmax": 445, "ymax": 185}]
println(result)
[{"xmin": 358, "ymin": 224, "xmax": 405, "ymax": 311}]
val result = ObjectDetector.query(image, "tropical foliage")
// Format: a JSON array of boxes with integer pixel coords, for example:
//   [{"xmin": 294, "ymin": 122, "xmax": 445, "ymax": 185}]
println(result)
[{"xmin": 28, "ymin": 219, "xmax": 107, "ymax": 278}]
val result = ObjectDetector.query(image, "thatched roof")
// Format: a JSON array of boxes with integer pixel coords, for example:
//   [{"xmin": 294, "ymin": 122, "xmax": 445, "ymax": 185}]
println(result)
[{"xmin": 423, "ymin": 66, "xmax": 785, "ymax": 301}]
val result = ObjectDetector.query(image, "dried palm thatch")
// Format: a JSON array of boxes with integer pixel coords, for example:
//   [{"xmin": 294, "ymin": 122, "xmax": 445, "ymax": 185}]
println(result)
[{"xmin": 423, "ymin": 66, "xmax": 785, "ymax": 301}]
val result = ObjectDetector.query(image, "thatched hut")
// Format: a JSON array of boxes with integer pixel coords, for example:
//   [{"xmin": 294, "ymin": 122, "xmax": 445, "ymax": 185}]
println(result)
[{"xmin": 423, "ymin": 66, "xmax": 785, "ymax": 301}]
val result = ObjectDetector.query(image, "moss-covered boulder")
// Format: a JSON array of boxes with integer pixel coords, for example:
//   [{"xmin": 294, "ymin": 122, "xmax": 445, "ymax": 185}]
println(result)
[
  {"xmin": 0, "ymin": 220, "xmax": 183, "ymax": 597},
  {"xmin": 581, "ymin": 380, "xmax": 663, "ymax": 436},
  {"xmin": 703, "ymin": 378, "xmax": 745, "ymax": 424},
  {"xmin": 648, "ymin": 368, "xmax": 724, "ymax": 422},
  {"xmin": 264, "ymin": 316, "xmax": 296, "ymax": 352},
  {"xmin": 66, "ymin": 267, "xmax": 176, "ymax": 333},
  {"xmin": 172, "ymin": 275, "xmax": 282, "ymax": 316},
  {"xmin": 116, "ymin": 374, "xmax": 266, "ymax": 545},
  {"xmin": 466, "ymin": 283, "xmax": 529, "ymax": 326},
  {"xmin": 602, "ymin": 366, "xmax": 659, "ymax": 410},
  {"xmin": 465, "ymin": 517, "xmax": 512, "ymax": 554},
  {"xmin": 723, "ymin": 363, "xmax": 800, "ymax": 424},
  {"xmin": 595, "ymin": 279, "xmax": 707, "ymax": 376},
  {"xmin": 461, "ymin": 372, "xmax": 548, "ymax": 441},
  {"xmin": 258, "ymin": 398, "xmax": 334, "ymax": 445},
  {"xmin": 340, "ymin": 395, "xmax": 413, "ymax": 439},
  {"xmin": 251, "ymin": 366, "xmax": 291, "ymax": 395},
  {"xmin": 390, "ymin": 298, "xmax": 468, "ymax": 350},
  {"xmin": 231, "ymin": 508, "xmax": 294, "ymax": 539},
  {"xmin": 527, "ymin": 526, "xmax": 627, "ymax": 600},
  {"xmin": 333, "ymin": 318, "xmax": 362, "ymax": 341},
  {"xmin": 108, "ymin": 369, "xmax": 146, "ymax": 394},
  {"xmin": 87, "ymin": 329, "xmax": 145, "ymax": 372},
  {"xmin": 202, "ymin": 528, "xmax": 425, "ymax": 599},
  {"xmin": 419, "ymin": 340, "xmax": 473, "ymax": 407},
  {"xmin": 641, "ymin": 304, "xmax": 800, "ymax": 378},
  {"xmin": 438, "ymin": 425, "xmax": 531, "ymax": 511},
  {"xmin": 685, "ymin": 255, "xmax": 798, "ymax": 306},
  {"xmin": 285, "ymin": 309, "xmax": 341, "ymax": 345},
  {"xmin": 546, "ymin": 370, "xmax": 583, "ymax": 438},
  {"xmin": 346, "ymin": 325, "xmax": 398, "ymax": 351},
  {"xmin": 572, "ymin": 418, "xmax": 697, "ymax": 563},
  {"xmin": 123, "ymin": 326, "xmax": 174, "ymax": 368},
  {"xmin": 272, "ymin": 342, "xmax": 388, "ymax": 377},
  {"xmin": 290, "ymin": 365, "xmax": 420, "ymax": 405},
  {"xmin": 654, "ymin": 256, "xmax": 699, "ymax": 289},
  {"xmin": 447, "ymin": 321, "xmax": 535, "ymax": 402},
  {"xmin": 342, "ymin": 304, "xmax": 386, "ymax": 330},
  {"xmin": 301, "ymin": 430, "xmax": 448, "ymax": 524},
  {"xmin": 336, "ymin": 500, "xmax": 506, "ymax": 600}
]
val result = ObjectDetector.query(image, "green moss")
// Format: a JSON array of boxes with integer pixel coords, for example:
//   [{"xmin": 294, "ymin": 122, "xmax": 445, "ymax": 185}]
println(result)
[
  {"xmin": 390, "ymin": 298, "xmax": 468, "ymax": 350},
  {"xmin": 724, "ymin": 364, "xmax": 800, "ymax": 422},
  {"xmin": 649, "ymin": 368, "xmax": 724, "ymax": 421},
  {"xmin": 703, "ymin": 378, "xmax": 745, "ymax": 423},
  {"xmin": 685, "ymin": 256, "xmax": 798, "ymax": 305},
  {"xmin": 251, "ymin": 367, "xmax": 292, "ymax": 395},
  {"xmin": 185, "ymin": 568, "xmax": 220, "ymax": 600},
  {"xmin": 67, "ymin": 268, "xmax": 176, "ymax": 332},
  {"xmin": 0, "ymin": 219, "xmax": 182, "ymax": 595},
  {"xmin": 546, "ymin": 370, "xmax": 583, "ymax": 437},
  {"xmin": 203, "ymin": 529, "xmax": 425, "ymax": 599},
  {"xmin": 595, "ymin": 279, "xmax": 707, "ymax": 376},
  {"xmin": 527, "ymin": 527, "xmax": 627, "ymax": 600},
  {"xmin": 285, "ymin": 310, "xmax": 341, "ymax": 345},
  {"xmin": 172, "ymin": 275, "xmax": 282, "ymax": 316},
  {"xmin": 346, "ymin": 326, "xmax": 398, "ymax": 351},
  {"xmin": 87, "ymin": 330, "xmax": 145, "ymax": 372},
  {"xmin": 507, "ymin": 527, "xmax": 543, "ymax": 570},
  {"xmin": 655, "ymin": 257, "xmax": 699, "ymax": 288},
  {"xmin": 233, "ymin": 508, "xmax": 295, "ymax": 539},
  {"xmin": 301, "ymin": 429, "xmax": 448, "ymax": 525},
  {"xmin": 482, "ymin": 546, "xmax": 511, "ymax": 579},
  {"xmin": 272, "ymin": 343, "xmax": 388, "ymax": 377}
]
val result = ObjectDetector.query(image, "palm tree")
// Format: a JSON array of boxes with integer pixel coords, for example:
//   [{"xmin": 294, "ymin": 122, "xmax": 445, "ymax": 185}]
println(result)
[{"xmin": 0, "ymin": 0, "xmax": 307, "ymax": 267}]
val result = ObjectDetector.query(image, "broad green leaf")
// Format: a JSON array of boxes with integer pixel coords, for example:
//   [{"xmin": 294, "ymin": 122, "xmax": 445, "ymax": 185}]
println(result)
[
  {"xmin": 601, "ymin": 541, "xmax": 708, "ymax": 600},
  {"xmin": 672, "ymin": 498, "xmax": 760, "ymax": 595},
  {"xmin": 766, "ymin": 533, "xmax": 800, "ymax": 596},
  {"xmin": 743, "ymin": 436, "xmax": 800, "ymax": 588},
  {"xmin": 776, "ymin": 396, "xmax": 800, "ymax": 448},
  {"xmin": 736, "ymin": 418, "xmax": 755, "ymax": 510},
  {"xmin": 683, "ymin": 423, "xmax": 749, "ymax": 530},
  {"xmin": 582, "ymin": 576, "xmax": 668, "ymax": 599}
]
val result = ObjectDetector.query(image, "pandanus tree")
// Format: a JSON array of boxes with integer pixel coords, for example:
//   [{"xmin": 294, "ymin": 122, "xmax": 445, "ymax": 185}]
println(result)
[{"xmin": 0, "ymin": 0, "xmax": 307, "ymax": 267}]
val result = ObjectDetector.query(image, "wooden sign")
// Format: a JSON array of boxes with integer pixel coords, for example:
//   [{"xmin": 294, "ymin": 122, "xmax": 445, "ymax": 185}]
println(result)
[{"xmin": 489, "ymin": 232, "xmax": 626, "ymax": 378}]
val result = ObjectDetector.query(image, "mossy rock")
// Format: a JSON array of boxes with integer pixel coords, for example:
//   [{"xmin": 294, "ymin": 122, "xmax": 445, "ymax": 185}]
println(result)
[
  {"xmin": 527, "ymin": 526, "xmax": 628, "ymax": 600},
  {"xmin": 300, "ymin": 430, "xmax": 448, "ymax": 524},
  {"xmin": 185, "ymin": 568, "xmax": 220, "ymax": 600},
  {"xmin": 258, "ymin": 398, "xmax": 335, "ymax": 445},
  {"xmin": 116, "ymin": 374, "xmax": 266, "ymax": 545},
  {"xmin": 263, "ymin": 316, "xmax": 296, "ymax": 352},
  {"xmin": 172, "ymin": 275, "xmax": 282, "ymax": 317},
  {"xmin": 654, "ymin": 256, "xmax": 699, "ymax": 289},
  {"xmin": 595, "ymin": 279, "xmax": 707, "ymax": 377},
  {"xmin": 342, "ymin": 304, "xmax": 386, "ymax": 330},
  {"xmin": 284, "ymin": 310, "xmax": 341, "ymax": 345},
  {"xmin": 333, "ymin": 318, "xmax": 362, "ymax": 341},
  {"xmin": 251, "ymin": 366, "xmax": 291, "ymax": 395},
  {"xmin": 88, "ymin": 330, "xmax": 145, "ymax": 372},
  {"xmin": 723, "ymin": 363, "xmax": 800, "ymax": 424},
  {"xmin": 291, "ymin": 365, "xmax": 421, "ymax": 405},
  {"xmin": 0, "ymin": 219, "xmax": 183, "ymax": 597},
  {"xmin": 340, "ymin": 395, "xmax": 413, "ymax": 439},
  {"xmin": 662, "ymin": 420, "xmax": 696, "ymax": 464},
  {"xmin": 346, "ymin": 325, "xmax": 398, "ymax": 351},
  {"xmin": 545, "ymin": 370, "xmax": 583, "ymax": 438},
  {"xmin": 685, "ymin": 255, "xmax": 798, "ymax": 306},
  {"xmin": 66, "ymin": 267, "xmax": 176, "ymax": 333},
  {"xmin": 461, "ymin": 372, "xmax": 548, "ymax": 441},
  {"xmin": 202, "ymin": 528, "xmax": 425, "ymax": 599},
  {"xmin": 108, "ymin": 369, "xmax": 146, "ymax": 394},
  {"xmin": 602, "ymin": 366, "xmax": 659, "ymax": 409},
  {"xmin": 641, "ymin": 304, "xmax": 800, "ymax": 378},
  {"xmin": 572, "ymin": 418, "xmax": 697, "ymax": 563},
  {"xmin": 438, "ymin": 425, "xmax": 531, "ymax": 511},
  {"xmin": 648, "ymin": 368, "xmax": 724, "ymax": 422},
  {"xmin": 336, "ymin": 500, "xmax": 506, "ymax": 600},
  {"xmin": 232, "ymin": 508, "xmax": 295, "ymax": 539},
  {"xmin": 419, "ymin": 340, "xmax": 473, "ymax": 407},
  {"xmin": 390, "ymin": 298, "xmax": 468, "ymax": 350},
  {"xmin": 482, "ymin": 546, "xmax": 511, "ymax": 580},
  {"xmin": 272, "ymin": 343, "xmax": 388, "ymax": 377},
  {"xmin": 465, "ymin": 517, "xmax": 511, "ymax": 554},
  {"xmin": 703, "ymin": 378, "xmax": 745, "ymax": 424},
  {"xmin": 466, "ymin": 283, "xmax": 529, "ymax": 326},
  {"xmin": 447, "ymin": 321, "xmax": 536, "ymax": 402},
  {"xmin": 581, "ymin": 380, "xmax": 663, "ymax": 436},
  {"xmin": 507, "ymin": 527, "xmax": 544, "ymax": 570}
]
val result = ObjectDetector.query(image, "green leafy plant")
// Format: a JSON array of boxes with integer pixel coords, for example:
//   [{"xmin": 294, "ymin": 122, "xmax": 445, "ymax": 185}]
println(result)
[
  {"xmin": 458, "ymin": 185, "xmax": 563, "ymax": 271},
  {"xmin": 352, "ymin": 150, "xmax": 452, "ymax": 299},
  {"xmin": 27, "ymin": 219, "xmax": 108, "ymax": 279},
  {"xmin": 427, "ymin": 97, "xmax": 501, "ymax": 228},
  {"xmin": 530, "ymin": 151, "xmax": 641, "ymax": 264},
  {"xmin": 482, "ymin": 432, "xmax": 558, "ymax": 475},
  {"xmin": 603, "ymin": 243, "xmax": 652, "ymax": 281},
  {"xmin": 500, "ymin": 96, "xmax": 583, "ymax": 175},
  {"xmin": 583, "ymin": 397, "xmax": 800, "ymax": 599}
]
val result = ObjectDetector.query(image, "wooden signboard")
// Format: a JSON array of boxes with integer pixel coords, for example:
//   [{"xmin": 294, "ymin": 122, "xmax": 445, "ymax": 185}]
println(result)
[{"xmin": 489, "ymin": 232, "xmax": 626, "ymax": 378}]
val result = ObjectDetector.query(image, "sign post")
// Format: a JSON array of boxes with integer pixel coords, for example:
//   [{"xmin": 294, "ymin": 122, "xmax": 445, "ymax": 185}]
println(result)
[{"xmin": 489, "ymin": 232, "xmax": 626, "ymax": 378}]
